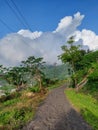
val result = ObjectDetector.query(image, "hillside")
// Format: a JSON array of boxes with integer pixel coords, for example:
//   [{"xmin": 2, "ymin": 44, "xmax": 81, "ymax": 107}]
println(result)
[{"xmin": 43, "ymin": 63, "xmax": 69, "ymax": 80}]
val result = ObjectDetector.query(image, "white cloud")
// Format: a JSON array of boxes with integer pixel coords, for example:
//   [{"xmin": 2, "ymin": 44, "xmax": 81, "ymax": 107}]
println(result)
[
  {"xmin": 54, "ymin": 12, "xmax": 84, "ymax": 37},
  {"xmin": 18, "ymin": 30, "xmax": 42, "ymax": 39},
  {"xmin": 0, "ymin": 12, "xmax": 98, "ymax": 67},
  {"xmin": 74, "ymin": 29, "xmax": 98, "ymax": 50},
  {"xmin": 0, "ymin": 34, "xmax": 33, "ymax": 66}
]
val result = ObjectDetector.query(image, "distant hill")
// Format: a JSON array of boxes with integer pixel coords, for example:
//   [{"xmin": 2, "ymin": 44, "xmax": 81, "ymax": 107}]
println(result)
[{"xmin": 43, "ymin": 63, "xmax": 69, "ymax": 80}]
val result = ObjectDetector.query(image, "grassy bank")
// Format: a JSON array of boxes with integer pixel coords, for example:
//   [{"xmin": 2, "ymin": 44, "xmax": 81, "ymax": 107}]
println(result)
[
  {"xmin": 65, "ymin": 89, "xmax": 98, "ymax": 130},
  {"xmin": 0, "ymin": 79, "xmax": 66, "ymax": 129},
  {"xmin": 0, "ymin": 90, "xmax": 46, "ymax": 130}
]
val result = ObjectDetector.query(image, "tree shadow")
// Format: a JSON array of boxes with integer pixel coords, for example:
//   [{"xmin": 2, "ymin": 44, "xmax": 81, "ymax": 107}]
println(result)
[{"xmin": 53, "ymin": 108, "xmax": 92, "ymax": 130}]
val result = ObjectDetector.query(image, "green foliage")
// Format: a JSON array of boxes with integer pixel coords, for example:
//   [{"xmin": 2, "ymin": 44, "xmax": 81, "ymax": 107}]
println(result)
[
  {"xmin": 21, "ymin": 56, "xmax": 45, "ymax": 76},
  {"xmin": 0, "ymin": 111, "xmax": 12, "ymax": 124},
  {"xmin": 13, "ymin": 107, "xmax": 32, "ymax": 121},
  {"xmin": 0, "ymin": 85, "xmax": 16, "ymax": 93},
  {"xmin": 21, "ymin": 56, "xmax": 45, "ymax": 89},
  {"xmin": 0, "ymin": 107, "xmax": 34, "ymax": 129},
  {"xmin": 85, "ymin": 63, "xmax": 98, "ymax": 92},
  {"xmin": 3, "ymin": 98, "xmax": 20, "ymax": 106},
  {"xmin": 59, "ymin": 37, "xmax": 86, "ymax": 72},
  {"xmin": 0, "ymin": 65, "xmax": 6, "ymax": 77},
  {"xmin": 28, "ymin": 86, "xmax": 40, "ymax": 93},
  {"xmin": 72, "ymin": 68, "xmax": 88, "ymax": 86},
  {"xmin": 88, "ymin": 72, "xmax": 98, "ymax": 82},
  {"xmin": 6, "ymin": 66, "xmax": 27, "ymax": 88},
  {"xmin": 0, "ymin": 56, "xmax": 46, "ymax": 91},
  {"xmin": 79, "ymin": 50, "xmax": 98, "ymax": 69},
  {"xmin": 48, "ymin": 79, "xmax": 67, "ymax": 90},
  {"xmin": 0, "ymin": 89, "xmax": 45, "ymax": 129},
  {"xmin": 65, "ymin": 89, "xmax": 98, "ymax": 130}
]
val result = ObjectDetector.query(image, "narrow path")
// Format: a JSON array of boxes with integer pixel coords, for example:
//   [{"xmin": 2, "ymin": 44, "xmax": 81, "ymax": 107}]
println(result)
[{"xmin": 23, "ymin": 85, "xmax": 92, "ymax": 130}]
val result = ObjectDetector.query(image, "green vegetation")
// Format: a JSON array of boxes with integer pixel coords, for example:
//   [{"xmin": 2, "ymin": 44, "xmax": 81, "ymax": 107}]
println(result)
[
  {"xmin": 59, "ymin": 37, "xmax": 98, "ymax": 129},
  {"xmin": 65, "ymin": 89, "xmax": 98, "ymax": 130},
  {"xmin": 0, "ymin": 78, "xmax": 66, "ymax": 129},
  {"xmin": 0, "ymin": 84, "xmax": 16, "ymax": 93},
  {"xmin": 0, "ymin": 36, "xmax": 98, "ymax": 130},
  {"xmin": 48, "ymin": 79, "xmax": 67, "ymax": 90},
  {"xmin": 0, "ymin": 90, "xmax": 45, "ymax": 129},
  {"xmin": 0, "ymin": 56, "xmax": 47, "ymax": 129},
  {"xmin": 75, "ymin": 50, "xmax": 98, "ymax": 86},
  {"xmin": 59, "ymin": 36, "xmax": 86, "ymax": 73},
  {"xmin": 87, "ymin": 63, "xmax": 98, "ymax": 92},
  {"xmin": 59, "ymin": 36, "xmax": 87, "ymax": 87},
  {"xmin": 0, "ymin": 56, "xmax": 68, "ymax": 93},
  {"xmin": 28, "ymin": 86, "xmax": 40, "ymax": 93},
  {"xmin": 0, "ymin": 54, "xmax": 68, "ymax": 129},
  {"xmin": 43, "ymin": 64, "xmax": 69, "ymax": 80}
]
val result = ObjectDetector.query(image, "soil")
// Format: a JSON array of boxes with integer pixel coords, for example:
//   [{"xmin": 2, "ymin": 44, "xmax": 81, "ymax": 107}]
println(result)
[{"xmin": 22, "ymin": 85, "xmax": 92, "ymax": 130}]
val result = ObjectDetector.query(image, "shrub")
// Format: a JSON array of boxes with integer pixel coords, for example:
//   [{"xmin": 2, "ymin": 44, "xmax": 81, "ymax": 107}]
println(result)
[
  {"xmin": 28, "ymin": 86, "xmax": 40, "ymax": 93},
  {"xmin": 0, "ymin": 111, "xmax": 11, "ymax": 124},
  {"xmin": 0, "ymin": 107, "xmax": 33, "ymax": 129},
  {"xmin": 87, "ymin": 70, "xmax": 98, "ymax": 91}
]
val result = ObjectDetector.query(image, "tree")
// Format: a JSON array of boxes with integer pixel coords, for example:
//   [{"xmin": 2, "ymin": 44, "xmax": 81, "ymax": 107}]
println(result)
[
  {"xmin": 0, "ymin": 65, "xmax": 4, "ymax": 78},
  {"xmin": 21, "ymin": 56, "xmax": 45, "ymax": 90},
  {"xmin": 59, "ymin": 37, "xmax": 86, "ymax": 86},
  {"xmin": 5, "ymin": 66, "xmax": 27, "ymax": 90},
  {"xmin": 0, "ymin": 65, "xmax": 8, "ymax": 81},
  {"xmin": 59, "ymin": 37, "xmax": 86, "ymax": 72}
]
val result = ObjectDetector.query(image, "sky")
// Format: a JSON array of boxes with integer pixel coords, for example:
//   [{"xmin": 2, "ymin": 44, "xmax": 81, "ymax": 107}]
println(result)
[{"xmin": 0, "ymin": 0, "xmax": 98, "ymax": 66}]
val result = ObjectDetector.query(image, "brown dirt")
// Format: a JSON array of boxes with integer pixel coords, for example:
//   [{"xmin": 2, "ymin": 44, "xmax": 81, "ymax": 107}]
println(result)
[{"xmin": 22, "ymin": 85, "xmax": 92, "ymax": 130}]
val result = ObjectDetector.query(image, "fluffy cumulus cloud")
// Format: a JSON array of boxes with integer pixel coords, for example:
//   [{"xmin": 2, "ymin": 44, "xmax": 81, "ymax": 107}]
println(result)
[
  {"xmin": 54, "ymin": 12, "xmax": 84, "ymax": 37},
  {"xmin": 18, "ymin": 30, "xmax": 43, "ymax": 39},
  {"xmin": 0, "ymin": 12, "xmax": 98, "ymax": 66},
  {"xmin": 74, "ymin": 29, "xmax": 98, "ymax": 50}
]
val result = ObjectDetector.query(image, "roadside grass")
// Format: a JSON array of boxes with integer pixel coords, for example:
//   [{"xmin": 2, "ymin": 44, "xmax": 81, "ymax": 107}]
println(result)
[
  {"xmin": 65, "ymin": 89, "xmax": 98, "ymax": 130},
  {"xmin": 0, "ymin": 80, "xmax": 66, "ymax": 129},
  {"xmin": 0, "ymin": 90, "xmax": 46, "ymax": 130}
]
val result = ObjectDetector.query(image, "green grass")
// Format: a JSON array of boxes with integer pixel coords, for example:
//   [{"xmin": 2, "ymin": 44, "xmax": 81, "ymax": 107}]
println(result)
[
  {"xmin": 65, "ymin": 89, "xmax": 98, "ymax": 130},
  {"xmin": 0, "ymin": 90, "xmax": 46, "ymax": 129}
]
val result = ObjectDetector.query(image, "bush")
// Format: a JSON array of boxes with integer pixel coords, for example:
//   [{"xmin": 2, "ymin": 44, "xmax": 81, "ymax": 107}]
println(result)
[
  {"xmin": 28, "ymin": 86, "xmax": 40, "ymax": 93},
  {"xmin": 13, "ymin": 107, "xmax": 31, "ymax": 120},
  {"xmin": 87, "ymin": 70, "xmax": 98, "ymax": 91},
  {"xmin": 0, "ymin": 111, "xmax": 12, "ymax": 124},
  {"xmin": 0, "ymin": 107, "xmax": 33, "ymax": 129},
  {"xmin": 79, "ymin": 50, "xmax": 98, "ymax": 69},
  {"xmin": 0, "ymin": 85, "xmax": 16, "ymax": 93}
]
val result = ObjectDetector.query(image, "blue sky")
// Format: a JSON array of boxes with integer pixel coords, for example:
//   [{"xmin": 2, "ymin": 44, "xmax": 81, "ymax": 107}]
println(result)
[
  {"xmin": 0, "ymin": 0, "xmax": 98, "ymax": 38},
  {"xmin": 0, "ymin": 0, "xmax": 98, "ymax": 66}
]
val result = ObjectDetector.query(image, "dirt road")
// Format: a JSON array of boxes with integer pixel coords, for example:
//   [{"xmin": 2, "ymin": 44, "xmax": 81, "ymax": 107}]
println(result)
[{"xmin": 23, "ymin": 85, "xmax": 92, "ymax": 130}]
